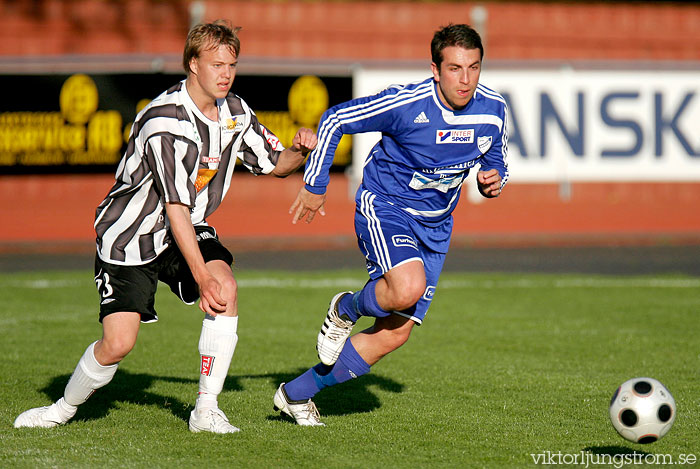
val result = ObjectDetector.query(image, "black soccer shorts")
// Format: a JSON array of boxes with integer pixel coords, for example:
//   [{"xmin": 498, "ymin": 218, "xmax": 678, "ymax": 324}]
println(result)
[{"xmin": 94, "ymin": 226, "xmax": 234, "ymax": 323}]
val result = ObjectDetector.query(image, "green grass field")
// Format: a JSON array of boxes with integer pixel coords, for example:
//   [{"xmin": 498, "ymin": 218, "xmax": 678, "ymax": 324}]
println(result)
[{"xmin": 1, "ymin": 269, "xmax": 699, "ymax": 468}]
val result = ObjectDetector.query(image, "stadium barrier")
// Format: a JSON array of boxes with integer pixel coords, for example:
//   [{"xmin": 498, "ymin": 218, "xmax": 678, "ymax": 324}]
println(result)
[{"xmin": 1, "ymin": 173, "xmax": 699, "ymax": 253}]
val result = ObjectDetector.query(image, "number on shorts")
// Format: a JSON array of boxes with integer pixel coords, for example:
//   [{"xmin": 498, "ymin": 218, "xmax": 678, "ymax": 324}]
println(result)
[{"xmin": 95, "ymin": 271, "xmax": 114, "ymax": 298}]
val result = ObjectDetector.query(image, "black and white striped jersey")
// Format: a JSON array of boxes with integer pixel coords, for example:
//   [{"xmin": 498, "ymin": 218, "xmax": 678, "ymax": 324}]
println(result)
[{"xmin": 94, "ymin": 79, "xmax": 284, "ymax": 265}]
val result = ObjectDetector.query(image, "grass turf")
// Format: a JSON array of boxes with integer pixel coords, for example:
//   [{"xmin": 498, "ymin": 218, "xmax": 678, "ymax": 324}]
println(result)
[{"xmin": 1, "ymin": 269, "xmax": 698, "ymax": 468}]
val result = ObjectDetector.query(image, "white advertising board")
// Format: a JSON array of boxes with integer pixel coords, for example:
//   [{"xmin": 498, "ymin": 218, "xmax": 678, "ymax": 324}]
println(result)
[{"xmin": 352, "ymin": 68, "xmax": 700, "ymax": 183}]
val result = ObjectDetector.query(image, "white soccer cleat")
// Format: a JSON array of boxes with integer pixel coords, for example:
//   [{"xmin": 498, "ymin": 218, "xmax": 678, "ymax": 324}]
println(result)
[
  {"xmin": 273, "ymin": 383, "xmax": 324, "ymax": 426},
  {"xmin": 188, "ymin": 407, "xmax": 241, "ymax": 434},
  {"xmin": 14, "ymin": 401, "xmax": 75, "ymax": 428},
  {"xmin": 317, "ymin": 291, "xmax": 355, "ymax": 366}
]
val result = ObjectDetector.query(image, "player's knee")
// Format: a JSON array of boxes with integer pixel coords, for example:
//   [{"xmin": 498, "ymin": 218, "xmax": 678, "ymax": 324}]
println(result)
[
  {"xmin": 384, "ymin": 262, "xmax": 426, "ymax": 310},
  {"xmin": 218, "ymin": 275, "xmax": 238, "ymax": 303},
  {"xmin": 389, "ymin": 279, "xmax": 425, "ymax": 311},
  {"xmin": 98, "ymin": 336, "xmax": 135, "ymax": 363}
]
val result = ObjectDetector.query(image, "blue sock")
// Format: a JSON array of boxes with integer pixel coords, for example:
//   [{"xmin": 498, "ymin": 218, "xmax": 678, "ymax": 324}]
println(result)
[
  {"xmin": 284, "ymin": 341, "xmax": 371, "ymax": 401},
  {"xmin": 338, "ymin": 278, "xmax": 390, "ymax": 322},
  {"xmin": 283, "ymin": 364, "xmax": 331, "ymax": 402},
  {"xmin": 337, "ymin": 292, "xmax": 359, "ymax": 321}
]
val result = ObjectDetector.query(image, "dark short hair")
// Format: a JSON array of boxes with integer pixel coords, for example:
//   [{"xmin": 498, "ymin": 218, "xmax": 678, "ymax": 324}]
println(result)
[
  {"xmin": 183, "ymin": 20, "xmax": 241, "ymax": 75},
  {"xmin": 431, "ymin": 24, "xmax": 483, "ymax": 68}
]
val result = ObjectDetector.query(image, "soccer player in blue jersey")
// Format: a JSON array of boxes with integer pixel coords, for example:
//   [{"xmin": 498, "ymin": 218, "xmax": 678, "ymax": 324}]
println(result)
[{"xmin": 273, "ymin": 24, "xmax": 508, "ymax": 425}]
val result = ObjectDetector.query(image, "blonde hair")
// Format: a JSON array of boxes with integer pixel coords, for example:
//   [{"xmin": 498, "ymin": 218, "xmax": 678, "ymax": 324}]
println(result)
[{"xmin": 183, "ymin": 20, "xmax": 241, "ymax": 75}]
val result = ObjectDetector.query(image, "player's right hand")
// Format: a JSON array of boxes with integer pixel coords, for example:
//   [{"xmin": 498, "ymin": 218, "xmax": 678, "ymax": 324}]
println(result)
[
  {"xmin": 291, "ymin": 127, "xmax": 318, "ymax": 156},
  {"xmin": 290, "ymin": 187, "xmax": 326, "ymax": 224}
]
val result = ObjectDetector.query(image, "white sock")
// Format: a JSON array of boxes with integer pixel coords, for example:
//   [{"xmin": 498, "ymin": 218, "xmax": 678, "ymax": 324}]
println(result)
[
  {"xmin": 63, "ymin": 341, "xmax": 119, "ymax": 408},
  {"xmin": 196, "ymin": 315, "xmax": 238, "ymax": 411},
  {"xmin": 54, "ymin": 397, "xmax": 78, "ymax": 422}
]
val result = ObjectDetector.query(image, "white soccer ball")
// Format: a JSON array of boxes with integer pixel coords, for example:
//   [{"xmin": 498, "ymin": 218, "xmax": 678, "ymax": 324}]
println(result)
[{"xmin": 609, "ymin": 377, "xmax": 676, "ymax": 444}]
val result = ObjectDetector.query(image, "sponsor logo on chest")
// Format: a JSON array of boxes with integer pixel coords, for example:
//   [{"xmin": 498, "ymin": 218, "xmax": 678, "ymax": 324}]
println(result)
[
  {"xmin": 223, "ymin": 116, "xmax": 244, "ymax": 134},
  {"xmin": 436, "ymin": 129, "xmax": 474, "ymax": 144},
  {"xmin": 409, "ymin": 171, "xmax": 465, "ymax": 193}
]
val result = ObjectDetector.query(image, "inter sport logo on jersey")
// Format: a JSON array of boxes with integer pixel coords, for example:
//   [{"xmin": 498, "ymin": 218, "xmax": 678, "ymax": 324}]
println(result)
[{"xmin": 436, "ymin": 129, "xmax": 474, "ymax": 144}]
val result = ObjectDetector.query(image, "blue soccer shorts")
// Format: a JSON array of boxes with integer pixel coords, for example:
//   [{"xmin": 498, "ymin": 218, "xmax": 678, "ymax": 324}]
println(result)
[{"xmin": 354, "ymin": 190, "xmax": 446, "ymax": 325}]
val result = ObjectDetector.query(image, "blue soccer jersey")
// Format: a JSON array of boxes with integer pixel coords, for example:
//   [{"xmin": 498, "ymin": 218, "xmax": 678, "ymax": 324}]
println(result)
[{"xmin": 304, "ymin": 76, "xmax": 509, "ymax": 252}]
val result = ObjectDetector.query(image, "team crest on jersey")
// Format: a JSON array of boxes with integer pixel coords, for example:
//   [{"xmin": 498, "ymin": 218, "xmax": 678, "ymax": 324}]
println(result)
[
  {"xmin": 391, "ymin": 234, "xmax": 418, "ymax": 250},
  {"xmin": 223, "ymin": 117, "xmax": 244, "ymax": 134},
  {"xmin": 436, "ymin": 129, "xmax": 474, "ymax": 144},
  {"xmin": 200, "ymin": 355, "xmax": 215, "ymax": 376},
  {"xmin": 477, "ymin": 136, "xmax": 493, "ymax": 153}
]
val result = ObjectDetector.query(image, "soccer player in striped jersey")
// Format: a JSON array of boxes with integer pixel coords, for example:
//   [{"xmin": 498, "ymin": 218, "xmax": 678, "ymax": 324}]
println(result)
[
  {"xmin": 273, "ymin": 24, "xmax": 508, "ymax": 426},
  {"xmin": 14, "ymin": 20, "xmax": 316, "ymax": 433}
]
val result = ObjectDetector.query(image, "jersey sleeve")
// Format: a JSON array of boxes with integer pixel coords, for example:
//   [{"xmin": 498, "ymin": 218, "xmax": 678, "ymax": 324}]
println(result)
[
  {"xmin": 303, "ymin": 86, "xmax": 404, "ymax": 194},
  {"xmin": 144, "ymin": 133, "xmax": 199, "ymax": 207},
  {"xmin": 479, "ymin": 103, "xmax": 510, "ymax": 191},
  {"xmin": 237, "ymin": 111, "xmax": 284, "ymax": 175}
]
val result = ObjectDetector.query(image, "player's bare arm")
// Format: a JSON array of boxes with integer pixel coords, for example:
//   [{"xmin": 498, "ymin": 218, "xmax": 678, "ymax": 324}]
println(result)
[
  {"xmin": 271, "ymin": 127, "xmax": 318, "ymax": 177},
  {"xmin": 164, "ymin": 202, "xmax": 227, "ymax": 315},
  {"xmin": 290, "ymin": 187, "xmax": 326, "ymax": 225},
  {"xmin": 477, "ymin": 169, "xmax": 502, "ymax": 198}
]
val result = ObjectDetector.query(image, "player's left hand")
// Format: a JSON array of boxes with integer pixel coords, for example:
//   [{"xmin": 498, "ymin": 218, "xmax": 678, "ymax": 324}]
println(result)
[
  {"xmin": 197, "ymin": 274, "xmax": 227, "ymax": 316},
  {"xmin": 477, "ymin": 169, "xmax": 502, "ymax": 198},
  {"xmin": 291, "ymin": 127, "xmax": 318, "ymax": 156}
]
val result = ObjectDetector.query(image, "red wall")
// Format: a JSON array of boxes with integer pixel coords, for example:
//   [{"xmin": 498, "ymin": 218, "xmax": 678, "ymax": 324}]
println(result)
[
  {"xmin": 1, "ymin": 1, "xmax": 698, "ymax": 61},
  {"xmin": 2, "ymin": 1, "xmax": 698, "ymax": 250},
  {"xmin": 1, "ymin": 175, "xmax": 699, "ymax": 252}
]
